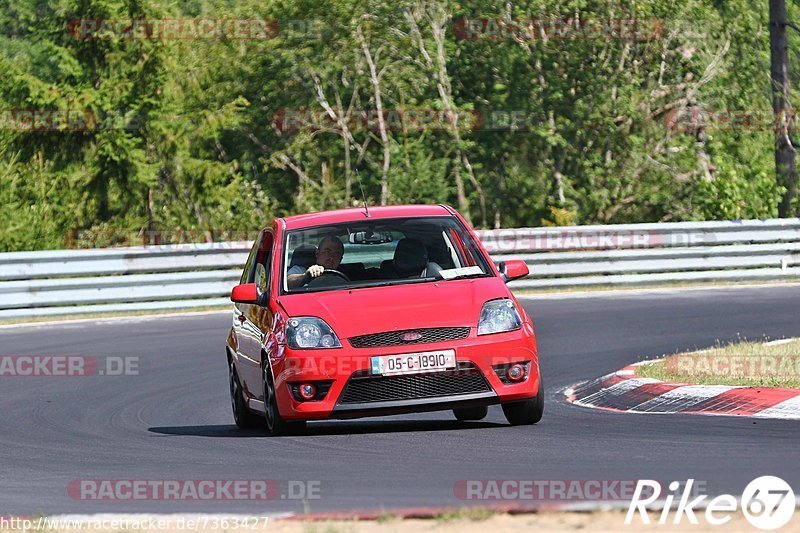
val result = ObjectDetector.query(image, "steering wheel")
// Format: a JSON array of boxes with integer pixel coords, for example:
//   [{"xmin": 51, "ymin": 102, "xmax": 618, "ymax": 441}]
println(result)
[
  {"xmin": 320, "ymin": 269, "xmax": 350, "ymax": 281},
  {"xmin": 306, "ymin": 269, "xmax": 351, "ymax": 288}
]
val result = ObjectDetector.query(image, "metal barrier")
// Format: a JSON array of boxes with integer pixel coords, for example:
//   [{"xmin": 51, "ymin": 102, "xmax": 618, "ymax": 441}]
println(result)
[
  {"xmin": 477, "ymin": 218, "xmax": 800, "ymax": 289},
  {"xmin": 0, "ymin": 243, "xmax": 251, "ymax": 319},
  {"xmin": 1, "ymin": 218, "xmax": 799, "ymax": 319}
]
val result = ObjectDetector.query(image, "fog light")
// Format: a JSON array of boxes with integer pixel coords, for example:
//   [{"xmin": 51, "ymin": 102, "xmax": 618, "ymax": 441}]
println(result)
[
  {"xmin": 507, "ymin": 364, "xmax": 526, "ymax": 382},
  {"xmin": 299, "ymin": 383, "xmax": 316, "ymax": 400}
]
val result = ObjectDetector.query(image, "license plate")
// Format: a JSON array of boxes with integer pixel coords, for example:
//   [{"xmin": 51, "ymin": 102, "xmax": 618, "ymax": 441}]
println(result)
[{"xmin": 370, "ymin": 350, "xmax": 456, "ymax": 376}]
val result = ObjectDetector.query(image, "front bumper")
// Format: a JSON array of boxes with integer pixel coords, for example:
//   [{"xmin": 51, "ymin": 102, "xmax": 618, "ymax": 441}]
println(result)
[
  {"xmin": 332, "ymin": 392, "xmax": 499, "ymax": 419},
  {"xmin": 271, "ymin": 326, "xmax": 539, "ymax": 420}
]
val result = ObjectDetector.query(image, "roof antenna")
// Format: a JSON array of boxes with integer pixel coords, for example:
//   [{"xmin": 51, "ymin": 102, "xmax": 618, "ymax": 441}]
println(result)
[{"xmin": 356, "ymin": 170, "xmax": 371, "ymax": 218}]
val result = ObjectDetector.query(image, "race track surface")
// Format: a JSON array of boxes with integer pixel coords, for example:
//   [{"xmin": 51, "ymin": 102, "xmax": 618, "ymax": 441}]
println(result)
[{"xmin": 2, "ymin": 285, "xmax": 799, "ymax": 515}]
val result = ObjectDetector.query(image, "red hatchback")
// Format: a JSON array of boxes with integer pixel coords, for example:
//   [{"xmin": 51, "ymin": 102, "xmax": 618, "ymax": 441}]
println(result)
[{"xmin": 226, "ymin": 204, "xmax": 542, "ymax": 435}]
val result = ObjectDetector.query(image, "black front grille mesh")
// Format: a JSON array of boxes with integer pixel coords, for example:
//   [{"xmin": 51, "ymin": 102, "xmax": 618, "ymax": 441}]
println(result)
[
  {"xmin": 349, "ymin": 327, "xmax": 470, "ymax": 348},
  {"xmin": 338, "ymin": 362, "xmax": 491, "ymax": 404}
]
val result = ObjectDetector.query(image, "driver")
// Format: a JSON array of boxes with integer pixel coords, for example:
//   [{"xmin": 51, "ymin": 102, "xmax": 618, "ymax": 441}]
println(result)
[{"xmin": 287, "ymin": 236, "xmax": 345, "ymax": 289}]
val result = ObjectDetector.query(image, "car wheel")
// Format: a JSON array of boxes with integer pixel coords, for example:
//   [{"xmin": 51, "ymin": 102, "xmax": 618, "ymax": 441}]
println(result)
[
  {"xmin": 453, "ymin": 405, "xmax": 488, "ymax": 421},
  {"xmin": 263, "ymin": 362, "xmax": 307, "ymax": 437},
  {"xmin": 229, "ymin": 360, "xmax": 260, "ymax": 429},
  {"xmin": 502, "ymin": 376, "xmax": 544, "ymax": 425}
]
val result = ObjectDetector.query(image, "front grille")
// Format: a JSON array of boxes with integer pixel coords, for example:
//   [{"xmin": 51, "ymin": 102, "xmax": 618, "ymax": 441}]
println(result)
[
  {"xmin": 338, "ymin": 362, "xmax": 491, "ymax": 404},
  {"xmin": 349, "ymin": 327, "xmax": 470, "ymax": 348}
]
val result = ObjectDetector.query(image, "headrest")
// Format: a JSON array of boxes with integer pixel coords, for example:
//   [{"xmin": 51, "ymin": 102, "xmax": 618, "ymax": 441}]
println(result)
[
  {"xmin": 393, "ymin": 239, "xmax": 428, "ymax": 276},
  {"xmin": 290, "ymin": 245, "xmax": 317, "ymax": 267}
]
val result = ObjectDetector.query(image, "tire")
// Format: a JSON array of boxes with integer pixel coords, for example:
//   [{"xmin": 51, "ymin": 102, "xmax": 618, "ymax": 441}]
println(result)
[
  {"xmin": 453, "ymin": 405, "xmax": 488, "ymax": 421},
  {"xmin": 263, "ymin": 363, "xmax": 307, "ymax": 437},
  {"xmin": 502, "ymin": 376, "xmax": 544, "ymax": 426},
  {"xmin": 229, "ymin": 360, "xmax": 260, "ymax": 429}
]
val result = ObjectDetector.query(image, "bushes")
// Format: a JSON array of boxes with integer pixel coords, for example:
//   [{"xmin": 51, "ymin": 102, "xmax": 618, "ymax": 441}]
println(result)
[{"xmin": 0, "ymin": 0, "xmax": 794, "ymax": 251}]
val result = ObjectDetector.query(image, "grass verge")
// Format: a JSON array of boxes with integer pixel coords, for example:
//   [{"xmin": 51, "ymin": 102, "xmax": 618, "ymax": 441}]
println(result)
[{"xmin": 637, "ymin": 339, "xmax": 800, "ymax": 388}]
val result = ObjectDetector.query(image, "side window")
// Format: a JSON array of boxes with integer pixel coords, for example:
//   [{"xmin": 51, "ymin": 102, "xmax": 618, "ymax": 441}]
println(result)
[
  {"xmin": 253, "ymin": 231, "xmax": 274, "ymax": 292},
  {"xmin": 452, "ymin": 226, "xmax": 479, "ymax": 266},
  {"xmin": 239, "ymin": 234, "xmax": 261, "ymax": 284},
  {"xmin": 436, "ymin": 231, "xmax": 458, "ymax": 269},
  {"xmin": 446, "ymin": 227, "xmax": 468, "ymax": 266}
]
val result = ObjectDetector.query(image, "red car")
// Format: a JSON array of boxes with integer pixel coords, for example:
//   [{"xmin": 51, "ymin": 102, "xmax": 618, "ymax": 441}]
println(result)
[{"xmin": 226, "ymin": 204, "xmax": 542, "ymax": 435}]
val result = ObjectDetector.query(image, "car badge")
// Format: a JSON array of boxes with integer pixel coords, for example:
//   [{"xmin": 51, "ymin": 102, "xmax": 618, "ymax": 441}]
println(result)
[{"xmin": 400, "ymin": 331, "xmax": 423, "ymax": 342}]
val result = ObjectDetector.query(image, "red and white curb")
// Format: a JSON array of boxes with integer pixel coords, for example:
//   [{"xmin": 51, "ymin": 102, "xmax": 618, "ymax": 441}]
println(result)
[{"xmin": 564, "ymin": 361, "xmax": 800, "ymax": 420}]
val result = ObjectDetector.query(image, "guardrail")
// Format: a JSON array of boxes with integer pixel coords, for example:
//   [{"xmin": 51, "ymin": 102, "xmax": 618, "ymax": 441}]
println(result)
[
  {"xmin": 0, "ymin": 243, "xmax": 251, "ymax": 319},
  {"xmin": 477, "ymin": 218, "xmax": 800, "ymax": 290},
  {"xmin": 1, "ymin": 218, "xmax": 799, "ymax": 319}
]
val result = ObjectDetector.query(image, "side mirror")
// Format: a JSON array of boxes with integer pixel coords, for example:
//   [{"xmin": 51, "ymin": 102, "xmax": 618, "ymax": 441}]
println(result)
[
  {"xmin": 231, "ymin": 283, "xmax": 259, "ymax": 304},
  {"xmin": 497, "ymin": 260, "xmax": 529, "ymax": 283}
]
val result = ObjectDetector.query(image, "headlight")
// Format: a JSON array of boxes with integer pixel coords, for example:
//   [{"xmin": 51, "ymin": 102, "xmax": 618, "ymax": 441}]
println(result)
[
  {"xmin": 286, "ymin": 317, "xmax": 342, "ymax": 349},
  {"xmin": 478, "ymin": 299, "xmax": 522, "ymax": 335}
]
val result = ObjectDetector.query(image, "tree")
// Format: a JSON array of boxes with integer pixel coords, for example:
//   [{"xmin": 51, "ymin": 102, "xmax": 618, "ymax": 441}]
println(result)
[{"xmin": 769, "ymin": 0, "xmax": 797, "ymax": 217}]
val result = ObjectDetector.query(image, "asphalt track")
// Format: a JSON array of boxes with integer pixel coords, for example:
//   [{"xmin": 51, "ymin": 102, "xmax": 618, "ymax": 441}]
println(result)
[{"xmin": 2, "ymin": 284, "xmax": 800, "ymax": 515}]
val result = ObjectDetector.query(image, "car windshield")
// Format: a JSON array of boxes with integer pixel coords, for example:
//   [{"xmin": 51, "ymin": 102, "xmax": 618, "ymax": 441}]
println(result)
[{"xmin": 282, "ymin": 216, "xmax": 492, "ymax": 293}]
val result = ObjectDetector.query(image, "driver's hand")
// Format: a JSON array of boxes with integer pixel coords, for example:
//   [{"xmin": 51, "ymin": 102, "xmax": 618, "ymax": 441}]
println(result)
[{"xmin": 307, "ymin": 265, "xmax": 325, "ymax": 278}]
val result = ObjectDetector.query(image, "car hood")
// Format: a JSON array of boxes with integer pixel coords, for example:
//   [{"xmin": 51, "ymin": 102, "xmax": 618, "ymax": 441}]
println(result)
[{"xmin": 278, "ymin": 277, "xmax": 510, "ymax": 339}]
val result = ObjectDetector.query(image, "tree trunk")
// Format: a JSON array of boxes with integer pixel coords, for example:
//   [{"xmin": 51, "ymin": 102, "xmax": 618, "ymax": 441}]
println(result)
[
  {"xmin": 406, "ymin": 3, "xmax": 476, "ymax": 224},
  {"xmin": 358, "ymin": 27, "xmax": 391, "ymax": 206},
  {"xmin": 769, "ymin": 0, "xmax": 798, "ymax": 217},
  {"xmin": 494, "ymin": 159, "xmax": 506, "ymax": 229}
]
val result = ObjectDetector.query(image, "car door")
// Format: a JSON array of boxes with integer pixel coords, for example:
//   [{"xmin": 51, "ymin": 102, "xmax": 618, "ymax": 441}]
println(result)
[
  {"xmin": 231, "ymin": 233, "xmax": 259, "ymax": 375},
  {"xmin": 232, "ymin": 230, "xmax": 272, "ymax": 402},
  {"xmin": 237, "ymin": 230, "xmax": 276, "ymax": 402}
]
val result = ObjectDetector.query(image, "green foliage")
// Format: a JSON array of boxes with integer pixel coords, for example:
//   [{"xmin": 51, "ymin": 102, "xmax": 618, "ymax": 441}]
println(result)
[
  {"xmin": 0, "ymin": 0, "xmax": 795, "ymax": 251},
  {"xmin": 541, "ymin": 206, "xmax": 578, "ymax": 227}
]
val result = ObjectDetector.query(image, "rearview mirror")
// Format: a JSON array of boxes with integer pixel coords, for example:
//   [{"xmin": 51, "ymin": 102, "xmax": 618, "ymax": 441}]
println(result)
[
  {"xmin": 349, "ymin": 230, "xmax": 394, "ymax": 245},
  {"xmin": 231, "ymin": 283, "xmax": 259, "ymax": 304},
  {"xmin": 498, "ymin": 260, "xmax": 529, "ymax": 283}
]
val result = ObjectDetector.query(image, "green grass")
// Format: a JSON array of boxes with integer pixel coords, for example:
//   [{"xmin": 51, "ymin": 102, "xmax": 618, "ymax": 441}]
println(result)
[
  {"xmin": 638, "ymin": 339, "xmax": 800, "ymax": 388},
  {"xmin": 375, "ymin": 511, "xmax": 399, "ymax": 523},
  {"xmin": 433, "ymin": 507, "xmax": 498, "ymax": 523}
]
